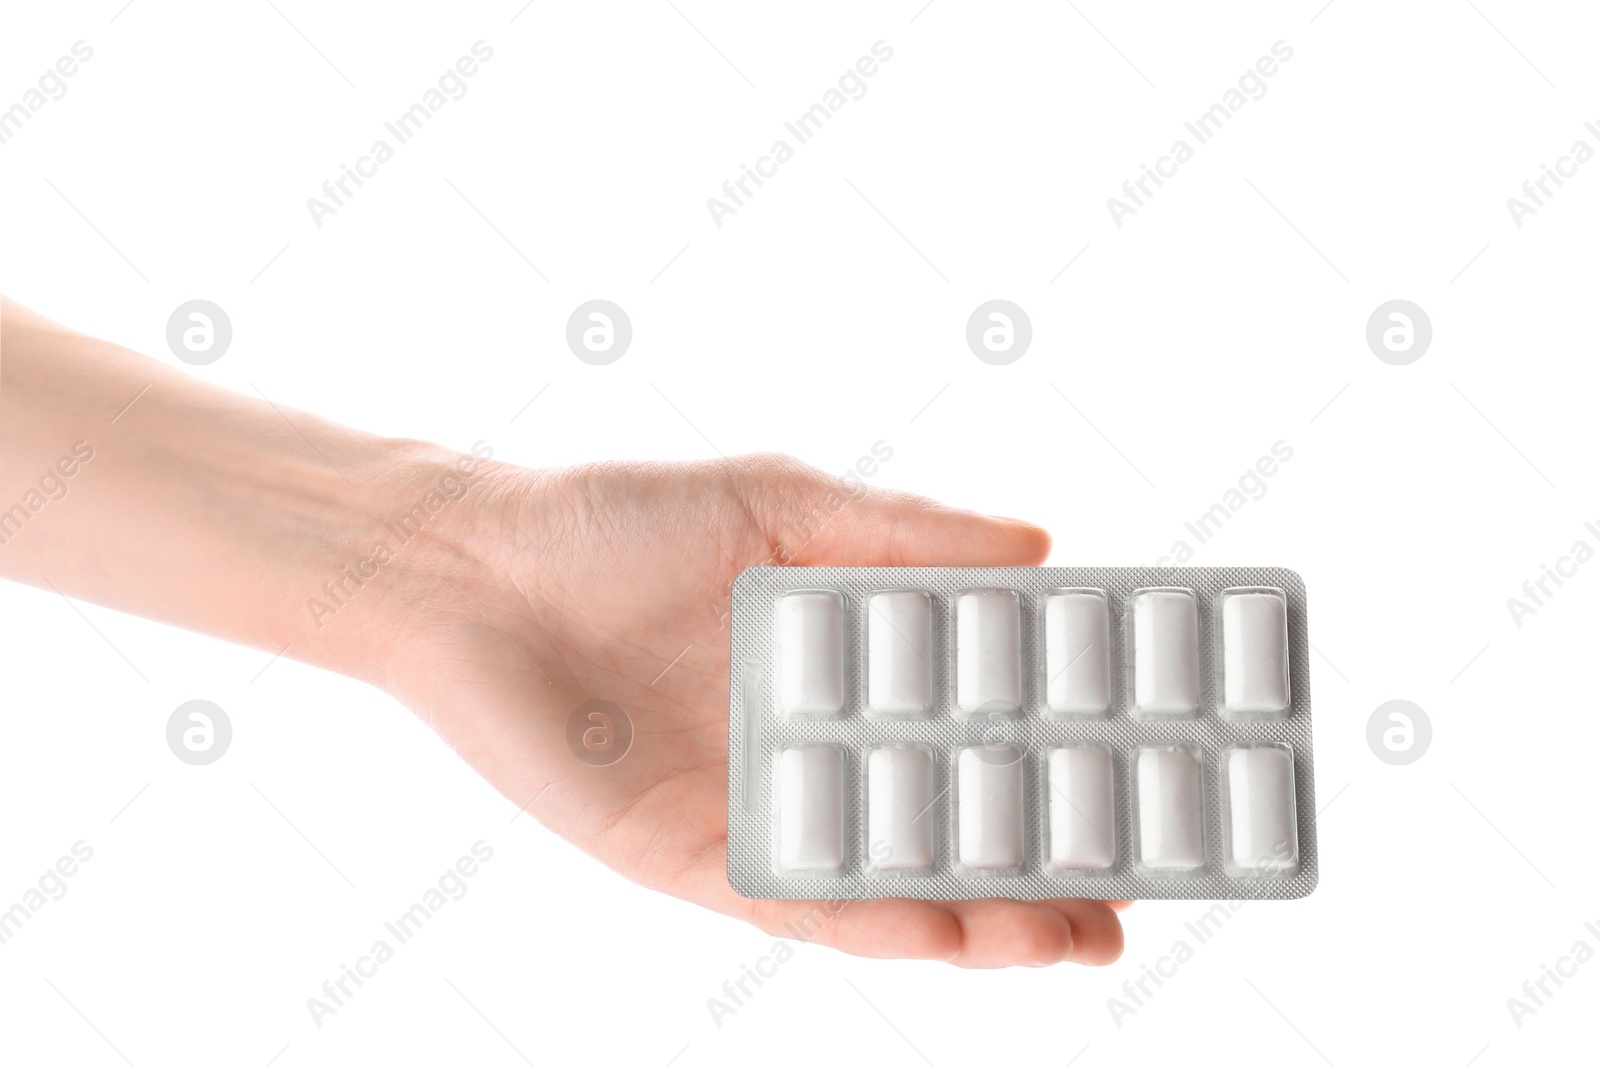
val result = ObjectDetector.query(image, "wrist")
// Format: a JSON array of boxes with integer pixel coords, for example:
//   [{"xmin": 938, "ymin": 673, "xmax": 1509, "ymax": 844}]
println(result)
[
  {"xmin": 0, "ymin": 300, "xmax": 516, "ymax": 698},
  {"xmin": 276, "ymin": 436, "xmax": 506, "ymax": 691}
]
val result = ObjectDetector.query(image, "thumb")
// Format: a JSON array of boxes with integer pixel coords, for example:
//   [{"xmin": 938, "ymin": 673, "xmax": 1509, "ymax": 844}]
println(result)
[{"xmin": 780, "ymin": 483, "xmax": 1051, "ymax": 567}]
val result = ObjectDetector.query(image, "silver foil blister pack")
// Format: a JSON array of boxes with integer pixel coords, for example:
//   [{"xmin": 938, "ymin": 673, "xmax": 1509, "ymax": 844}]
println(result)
[{"xmin": 725, "ymin": 567, "xmax": 1318, "ymax": 901}]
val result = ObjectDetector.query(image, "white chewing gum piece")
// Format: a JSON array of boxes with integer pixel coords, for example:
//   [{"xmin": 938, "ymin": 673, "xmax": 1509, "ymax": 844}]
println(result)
[
  {"xmin": 1226, "ymin": 744, "xmax": 1298, "ymax": 874},
  {"xmin": 1136, "ymin": 745, "xmax": 1204, "ymax": 872},
  {"xmin": 1048, "ymin": 744, "xmax": 1115, "ymax": 869},
  {"xmin": 866, "ymin": 744, "xmax": 935, "ymax": 869},
  {"xmin": 955, "ymin": 590, "xmax": 1022, "ymax": 715},
  {"xmin": 1131, "ymin": 588, "xmax": 1200, "ymax": 715},
  {"xmin": 866, "ymin": 590, "xmax": 934, "ymax": 716},
  {"xmin": 777, "ymin": 590, "xmax": 844, "ymax": 718},
  {"xmin": 776, "ymin": 745, "xmax": 844, "ymax": 871},
  {"xmin": 1221, "ymin": 589, "xmax": 1290, "ymax": 715},
  {"xmin": 957, "ymin": 745, "xmax": 1024, "ymax": 869},
  {"xmin": 1044, "ymin": 590, "xmax": 1110, "ymax": 714}
]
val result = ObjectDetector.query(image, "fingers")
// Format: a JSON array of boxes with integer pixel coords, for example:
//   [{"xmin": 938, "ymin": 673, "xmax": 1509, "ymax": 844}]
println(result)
[
  {"xmin": 1028, "ymin": 898, "xmax": 1126, "ymax": 965},
  {"xmin": 672, "ymin": 834, "xmax": 1121, "ymax": 969},
  {"xmin": 715, "ymin": 886, "xmax": 1123, "ymax": 969},
  {"xmin": 941, "ymin": 900, "xmax": 1076, "ymax": 968},
  {"xmin": 721, "ymin": 452, "xmax": 1051, "ymax": 567},
  {"xmin": 773, "ymin": 484, "xmax": 1050, "ymax": 567},
  {"xmin": 723, "ymin": 896, "xmax": 958, "ymax": 962},
  {"xmin": 802, "ymin": 899, "xmax": 963, "ymax": 961},
  {"xmin": 939, "ymin": 898, "xmax": 1123, "ymax": 968},
  {"xmin": 816, "ymin": 497, "xmax": 1051, "ymax": 567}
]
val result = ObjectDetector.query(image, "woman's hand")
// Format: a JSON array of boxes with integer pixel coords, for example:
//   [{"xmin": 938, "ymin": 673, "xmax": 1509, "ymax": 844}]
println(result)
[
  {"xmin": 387, "ymin": 452, "xmax": 1126, "ymax": 967},
  {"xmin": 0, "ymin": 299, "xmax": 1123, "ymax": 967}
]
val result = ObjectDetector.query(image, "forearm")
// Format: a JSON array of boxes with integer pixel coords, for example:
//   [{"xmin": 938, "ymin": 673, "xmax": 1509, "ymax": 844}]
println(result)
[{"xmin": 0, "ymin": 297, "xmax": 475, "ymax": 686}]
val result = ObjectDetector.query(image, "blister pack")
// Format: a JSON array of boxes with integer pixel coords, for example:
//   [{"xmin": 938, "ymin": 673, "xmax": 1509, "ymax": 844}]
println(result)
[{"xmin": 725, "ymin": 567, "xmax": 1318, "ymax": 901}]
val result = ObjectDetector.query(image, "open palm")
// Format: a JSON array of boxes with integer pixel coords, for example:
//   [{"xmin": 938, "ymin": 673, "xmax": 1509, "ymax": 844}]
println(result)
[{"xmin": 394, "ymin": 454, "xmax": 1125, "ymax": 967}]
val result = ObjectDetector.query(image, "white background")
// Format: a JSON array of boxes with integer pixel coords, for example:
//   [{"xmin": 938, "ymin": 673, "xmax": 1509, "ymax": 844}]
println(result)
[{"xmin": 2, "ymin": 1, "xmax": 1597, "ymax": 1063}]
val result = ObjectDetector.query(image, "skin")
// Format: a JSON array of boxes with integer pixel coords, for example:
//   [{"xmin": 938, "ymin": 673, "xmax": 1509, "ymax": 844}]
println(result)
[{"xmin": 0, "ymin": 297, "xmax": 1126, "ymax": 968}]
